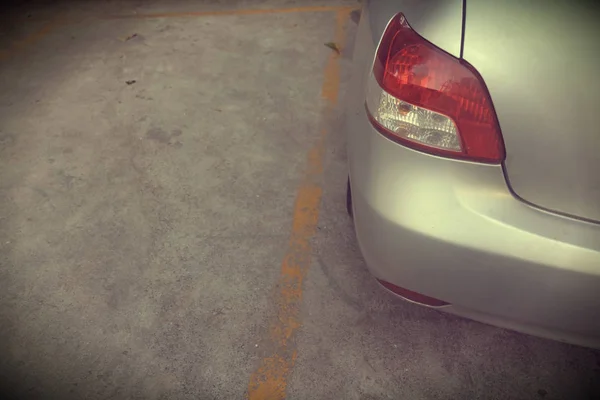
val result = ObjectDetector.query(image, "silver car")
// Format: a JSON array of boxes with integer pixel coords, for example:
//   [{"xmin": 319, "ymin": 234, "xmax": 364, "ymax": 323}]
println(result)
[{"xmin": 346, "ymin": 0, "xmax": 600, "ymax": 348}]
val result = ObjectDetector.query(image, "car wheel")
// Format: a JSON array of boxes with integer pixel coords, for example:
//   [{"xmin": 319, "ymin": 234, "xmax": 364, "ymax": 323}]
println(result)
[{"xmin": 346, "ymin": 178, "xmax": 353, "ymax": 219}]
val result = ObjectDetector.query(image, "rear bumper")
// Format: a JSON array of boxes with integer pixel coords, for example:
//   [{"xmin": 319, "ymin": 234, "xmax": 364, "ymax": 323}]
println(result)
[{"xmin": 348, "ymin": 109, "xmax": 600, "ymax": 348}]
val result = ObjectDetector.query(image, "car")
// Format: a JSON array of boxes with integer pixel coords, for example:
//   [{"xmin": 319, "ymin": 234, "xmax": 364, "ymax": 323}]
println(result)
[{"xmin": 345, "ymin": 0, "xmax": 600, "ymax": 348}]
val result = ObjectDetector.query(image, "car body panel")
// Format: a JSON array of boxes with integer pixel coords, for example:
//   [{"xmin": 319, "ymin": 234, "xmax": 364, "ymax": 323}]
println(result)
[
  {"xmin": 350, "ymin": 123, "xmax": 600, "ymax": 347},
  {"xmin": 463, "ymin": 0, "xmax": 600, "ymax": 221},
  {"xmin": 347, "ymin": 2, "xmax": 600, "ymax": 348}
]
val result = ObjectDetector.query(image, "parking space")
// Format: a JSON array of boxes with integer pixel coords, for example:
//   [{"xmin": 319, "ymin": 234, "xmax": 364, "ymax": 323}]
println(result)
[{"xmin": 0, "ymin": 1, "xmax": 598, "ymax": 399}]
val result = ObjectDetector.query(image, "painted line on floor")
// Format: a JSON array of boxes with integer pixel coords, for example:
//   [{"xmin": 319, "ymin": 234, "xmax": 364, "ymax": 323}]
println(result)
[
  {"xmin": 0, "ymin": 17, "xmax": 64, "ymax": 61},
  {"xmin": 246, "ymin": 9, "xmax": 350, "ymax": 400},
  {"xmin": 0, "ymin": 6, "xmax": 353, "ymax": 59},
  {"xmin": 105, "ymin": 5, "xmax": 356, "ymax": 19}
]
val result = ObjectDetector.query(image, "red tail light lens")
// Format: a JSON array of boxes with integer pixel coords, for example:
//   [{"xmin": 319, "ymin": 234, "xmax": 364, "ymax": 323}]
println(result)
[{"xmin": 366, "ymin": 13, "xmax": 505, "ymax": 163}]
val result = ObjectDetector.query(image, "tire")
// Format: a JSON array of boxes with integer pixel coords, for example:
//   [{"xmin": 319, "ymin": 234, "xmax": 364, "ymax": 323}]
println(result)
[{"xmin": 346, "ymin": 178, "xmax": 353, "ymax": 219}]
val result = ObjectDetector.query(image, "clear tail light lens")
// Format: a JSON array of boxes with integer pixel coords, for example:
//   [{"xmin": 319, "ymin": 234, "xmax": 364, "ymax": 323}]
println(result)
[{"xmin": 366, "ymin": 13, "xmax": 505, "ymax": 163}]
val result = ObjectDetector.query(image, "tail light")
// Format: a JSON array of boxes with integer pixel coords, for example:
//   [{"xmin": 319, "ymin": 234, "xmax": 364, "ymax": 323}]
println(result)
[{"xmin": 366, "ymin": 14, "xmax": 505, "ymax": 163}]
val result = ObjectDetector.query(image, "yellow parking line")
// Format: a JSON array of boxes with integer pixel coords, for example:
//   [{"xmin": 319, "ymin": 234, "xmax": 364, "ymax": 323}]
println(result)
[
  {"xmin": 0, "ymin": 17, "xmax": 64, "ymax": 61},
  {"xmin": 0, "ymin": 5, "xmax": 353, "ymax": 398},
  {"xmin": 106, "ymin": 5, "xmax": 356, "ymax": 20},
  {"xmin": 0, "ymin": 6, "xmax": 354, "ymax": 60},
  {"xmin": 246, "ymin": 9, "xmax": 350, "ymax": 400}
]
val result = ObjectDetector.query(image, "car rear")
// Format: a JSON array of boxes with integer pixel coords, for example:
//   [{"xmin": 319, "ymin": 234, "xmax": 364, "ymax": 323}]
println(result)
[{"xmin": 346, "ymin": 1, "xmax": 600, "ymax": 348}]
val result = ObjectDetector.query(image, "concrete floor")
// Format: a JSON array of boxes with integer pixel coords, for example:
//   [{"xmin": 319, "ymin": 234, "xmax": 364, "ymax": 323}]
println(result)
[{"xmin": 0, "ymin": 1, "xmax": 599, "ymax": 399}]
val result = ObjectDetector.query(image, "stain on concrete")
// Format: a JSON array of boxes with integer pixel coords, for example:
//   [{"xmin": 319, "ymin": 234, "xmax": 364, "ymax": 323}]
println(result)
[
  {"xmin": 57, "ymin": 170, "xmax": 77, "ymax": 190},
  {"xmin": 0, "ymin": 132, "xmax": 15, "ymax": 148},
  {"xmin": 146, "ymin": 127, "xmax": 171, "ymax": 144},
  {"xmin": 145, "ymin": 127, "xmax": 183, "ymax": 146}
]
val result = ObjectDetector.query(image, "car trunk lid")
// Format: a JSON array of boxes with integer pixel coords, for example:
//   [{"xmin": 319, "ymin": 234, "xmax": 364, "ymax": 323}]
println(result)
[{"xmin": 462, "ymin": 0, "xmax": 600, "ymax": 222}]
